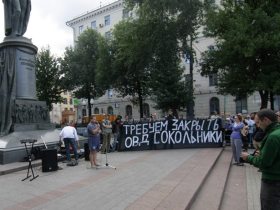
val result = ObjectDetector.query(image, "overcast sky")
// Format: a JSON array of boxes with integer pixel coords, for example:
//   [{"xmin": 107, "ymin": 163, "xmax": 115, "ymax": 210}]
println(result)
[{"xmin": 0, "ymin": 0, "xmax": 116, "ymax": 57}]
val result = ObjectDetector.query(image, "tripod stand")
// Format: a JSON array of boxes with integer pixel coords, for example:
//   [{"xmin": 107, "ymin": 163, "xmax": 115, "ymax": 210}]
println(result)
[
  {"xmin": 99, "ymin": 151, "xmax": 116, "ymax": 170},
  {"xmin": 20, "ymin": 139, "xmax": 39, "ymax": 181}
]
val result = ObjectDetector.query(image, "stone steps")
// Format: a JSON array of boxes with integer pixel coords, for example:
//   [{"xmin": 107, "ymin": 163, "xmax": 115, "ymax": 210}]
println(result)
[
  {"xmin": 188, "ymin": 147, "xmax": 232, "ymax": 210},
  {"xmin": 125, "ymin": 148, "xmax": 224, "ymax": 210}
]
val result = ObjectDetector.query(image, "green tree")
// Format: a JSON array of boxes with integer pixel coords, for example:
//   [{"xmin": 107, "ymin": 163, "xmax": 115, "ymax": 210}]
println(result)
[
  {"xmin": 35, "ymin": 47, "xmax": 64, "ymax": 110},
  {"xmin": 147, "ymin": 7, "xmax": 188, "ymax": 117},
  {"xmin": 61, "ymin": 29, "xmax": 105, "ymax": 117},
  {"xmin": 200, "ymin": 0, "xmax": 280, "ymax": 109},
  {"xmin": 97, "ymin": 1, "xmax": 203, "ymax": 118},
  {"xmin": 96, "ymin": 36, "xmax": 114, "ymax": 91},
  {"xmin": 102, "ymin": 20, "xmax": 153, "ymax": 118},
  {"xmin": 124, "ymin": 0, "xmax": 203, "ymax": 118}
]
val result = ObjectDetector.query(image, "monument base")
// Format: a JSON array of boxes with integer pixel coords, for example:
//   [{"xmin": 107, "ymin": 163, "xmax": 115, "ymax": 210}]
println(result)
[{"xmin": 0, "ymin": 129, "xmax": 60, "ymax": 164}]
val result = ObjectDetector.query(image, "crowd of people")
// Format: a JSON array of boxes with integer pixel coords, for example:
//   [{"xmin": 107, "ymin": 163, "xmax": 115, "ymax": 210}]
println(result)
[
  {"xmin": 222, "ymin": 109, "xmax": 280, "ymax": 210},
  {"xmin": 58, "ymin": 109, "xmax": 280, "ymax": 209}
]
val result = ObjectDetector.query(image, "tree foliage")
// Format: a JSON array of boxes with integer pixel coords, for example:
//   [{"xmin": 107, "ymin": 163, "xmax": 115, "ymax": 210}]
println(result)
[
  {"xmin": 146, "ymin": 6, "xmax": 188, "ymax": 116},
  {"xmin": 95, "ymin": 1, "xmax": 203, "ymax": 117},
  {"xmin": 200, "ymin": 0, "xmax": 280, "ymax": 109},
  {"xmin": 61, "ymin": 29, "xmax": 106, "ymax": 116},
  {"xmin": 35, "ymin": 47, "xmax": 64, "ymax": 110},
  {"xmin": 109, "ymin": 19, "xmax": 153, "ymax": 118}
]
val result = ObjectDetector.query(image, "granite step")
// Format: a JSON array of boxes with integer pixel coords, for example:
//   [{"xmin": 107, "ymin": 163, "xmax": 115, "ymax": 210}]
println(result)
[
  {"xmin": 188, "ymin": 147, "xmax": 232, "ymax": 210},
  {"xmin": 125, "ymin": 148, "xmax": 224, "ymax": 210}
]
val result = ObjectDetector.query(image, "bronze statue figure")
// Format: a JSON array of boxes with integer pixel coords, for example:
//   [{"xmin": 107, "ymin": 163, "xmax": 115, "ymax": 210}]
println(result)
[{"xmin": 2, "ymin": 0, "xmax": 31, "ymax": 36}]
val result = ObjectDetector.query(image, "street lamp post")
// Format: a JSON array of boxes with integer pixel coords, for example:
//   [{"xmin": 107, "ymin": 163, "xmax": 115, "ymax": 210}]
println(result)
[
  {"xmin": 90, "ymin": 98, "xmax": 94, "ymax": 115},
  {"xmin": 82, "ymin": 99, "xmax": 87, "ymax": 117}
]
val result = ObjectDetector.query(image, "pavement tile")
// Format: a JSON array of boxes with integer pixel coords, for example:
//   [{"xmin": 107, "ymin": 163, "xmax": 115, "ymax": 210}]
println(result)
[{"xmin": 0, "ymin": 147, "xmax": 262, "ymax": 210}]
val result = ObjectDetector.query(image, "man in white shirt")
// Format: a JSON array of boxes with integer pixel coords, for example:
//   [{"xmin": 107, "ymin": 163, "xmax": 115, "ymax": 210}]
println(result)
[{"xmin": 59, "ymin": 122, "xmax": 79, "ymax": 165}]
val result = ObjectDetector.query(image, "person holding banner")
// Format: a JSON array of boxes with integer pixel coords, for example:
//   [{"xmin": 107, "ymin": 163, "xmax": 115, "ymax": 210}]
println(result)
[
  {"xmin": 230, "ymin": 114, "xmax": 244, "ymax": 166},
  {"xmin": 87, "ymin": 116, "xmax": 101, "ymax": 168}
]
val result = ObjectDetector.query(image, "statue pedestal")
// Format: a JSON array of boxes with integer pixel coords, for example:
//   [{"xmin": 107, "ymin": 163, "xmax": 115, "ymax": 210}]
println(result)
[
  {"xmin": 0, "ymin": 37, "xmax": 60, "ymax": 164},
  {"xmin": 1, "ymin": 36, "xmax": 38, "ymax": 99}
]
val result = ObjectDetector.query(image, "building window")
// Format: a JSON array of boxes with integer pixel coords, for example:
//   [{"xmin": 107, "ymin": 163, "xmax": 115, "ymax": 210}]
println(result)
[
  {"xmin": 122, "ymin": 9, "xmax": 129, "ymax": 19},
  {"xmin": 235, "ymin": 96, "xmax": 247, "ymax": 114},
  {"xmin": 209, "ymin": 74, "xmax": 218, "ymax": 86},
  {"xmin": 69, "ymin": 98, "xmax": 73, "ymax": 105},
  {"xmin": 91, "ymin": 21, "xmax": 97, "ymax": 29},
  {"xmin": 94, "ymin": 108, "xmax": 99, "ymax": 114},
  {"xmin": 70, "ymin": 108, "xmax": 73, "ymax": 111},
  {"xmin": 107, "ymin": 89, "xmax": 113, "ymax": 98},
  {"xmin": 126, "ymin": 105, "xmax": 132, "ymax": 118},
  {"xmin": 107, "ymin": 106, "xmax": 113, "ymax": 115},
  {"xmin": 105, "ymin": 31, "xmax": 111, "ymax": 40},
  {"xmin": 184, "ymin": 53, "xmax": 190, "ymax": 64},
  {"xmin": 208, "ymin": 45, "xmax": 215, "ymax": 50},
  {"xmin": 104, "ymin": 15, "xmax": 110, "ymax": 26},
  {"xmin": 63, "ymin": 98, "xmax": 67, "ymax": 104},
  {"xmin": 82, "ymin": 109, "xmax": 86, "ymax": 117},
  {"xmin": 209, "ymin": 97, "xmax": 220, "ymax": 115},
  {"xmin": 143, "ymin": 103, "xmax": 150, "ymax": 118},
  {"xmin": 79, "ymin": 25, "xmax": 83, "ymax": 34}
]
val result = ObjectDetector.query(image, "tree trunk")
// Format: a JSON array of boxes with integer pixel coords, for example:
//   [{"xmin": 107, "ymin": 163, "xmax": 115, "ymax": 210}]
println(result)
[
  {"xmin": 270, "ymin": 91, "xmax": 274, "ymax": 110},
  {"xmin": 136, "ymin": 81, "xmax": 144, "ymax": 119},
  {"xmin": 186, "ymin": 36, "xmax": 195, "ymax": 120},
  {"xmin": 87, "ymin": 94, "xmax": 92, "ymax": 118},
  {"xmin": 259, "ymin": 90, "xmax": 269, "ymax": 109}
]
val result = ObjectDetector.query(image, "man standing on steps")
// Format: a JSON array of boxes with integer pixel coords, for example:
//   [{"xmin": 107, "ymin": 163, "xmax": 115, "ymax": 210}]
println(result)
[{"xmin": 241, "ymin": 109, "xmax": 280, "ymax": 210}]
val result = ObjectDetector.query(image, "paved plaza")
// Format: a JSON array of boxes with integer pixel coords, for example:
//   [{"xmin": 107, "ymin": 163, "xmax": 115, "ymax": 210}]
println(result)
[{"xmin": 0, "ymin": 147, "xmax": 261, "ymax": 210}]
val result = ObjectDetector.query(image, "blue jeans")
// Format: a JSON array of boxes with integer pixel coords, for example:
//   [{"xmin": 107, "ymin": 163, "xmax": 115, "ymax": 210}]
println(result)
[
  {"xmin": 248, "ymin": 133, "xmax": 253, "ymax": 145},
  {"xmin": 63, "ymin": 138, "xmax": 79, "ymax": 161}
]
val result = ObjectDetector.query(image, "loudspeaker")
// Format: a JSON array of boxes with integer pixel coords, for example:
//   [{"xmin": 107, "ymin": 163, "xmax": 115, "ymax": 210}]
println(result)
[
  {"xmin": 41, "ymin": 149, "xmax": 58, "ymax": 172},
  {"xmin": 84, "ymin": 142, "xmax": 89, "ymax": 161}
]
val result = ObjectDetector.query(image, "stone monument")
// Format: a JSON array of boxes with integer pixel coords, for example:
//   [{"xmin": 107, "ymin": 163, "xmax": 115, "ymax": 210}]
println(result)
[{"xmin": 0, "ymin": 0, "xmax": 60, "ymax": 164}]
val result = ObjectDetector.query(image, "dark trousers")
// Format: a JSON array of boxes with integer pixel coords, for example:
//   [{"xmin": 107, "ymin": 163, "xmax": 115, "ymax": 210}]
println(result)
[
  {"xmin": 261, "ymin": 180, "xmax": 280, "ymax": 210},
  {"xmin": 101, "ymin": 133, "xmax": 111, "ymax": 153}
]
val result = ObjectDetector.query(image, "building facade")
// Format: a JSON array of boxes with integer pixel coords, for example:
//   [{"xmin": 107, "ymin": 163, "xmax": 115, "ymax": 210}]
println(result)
[
  {"xmin": 49, "ymin": 91, "xmax": 76, "ymax": 124},
  {"xmin": 65, "ymin": 0, "xmax": 279, "ymax": 121}
]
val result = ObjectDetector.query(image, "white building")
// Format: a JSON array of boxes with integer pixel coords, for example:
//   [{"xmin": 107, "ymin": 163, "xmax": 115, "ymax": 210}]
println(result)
[{"xmin": 66, "ymin": 0, "xmax": 275, "ymax": 120}]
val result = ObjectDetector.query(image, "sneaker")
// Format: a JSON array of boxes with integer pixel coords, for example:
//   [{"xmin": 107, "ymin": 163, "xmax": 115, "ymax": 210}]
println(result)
[{"xmin": 237, "ymin": 163, "xmax": 244, "ymax": 166}]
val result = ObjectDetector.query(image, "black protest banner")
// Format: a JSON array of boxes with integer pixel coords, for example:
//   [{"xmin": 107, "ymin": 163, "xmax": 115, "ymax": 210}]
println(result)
[{"xmin": 118, "ymin": 118, "xmax": 223, "ymax": 151}]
